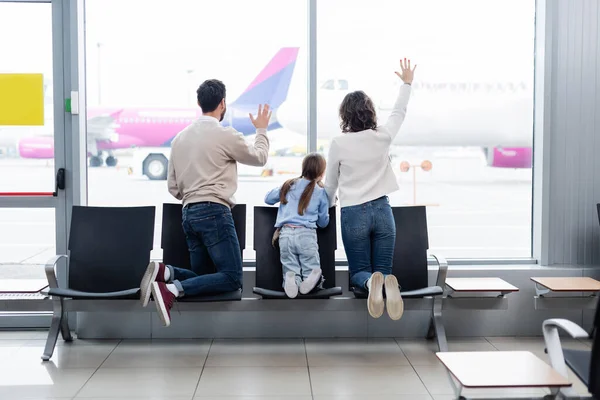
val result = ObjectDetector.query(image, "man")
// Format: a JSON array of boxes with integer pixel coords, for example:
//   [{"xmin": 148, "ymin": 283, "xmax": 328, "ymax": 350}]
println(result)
[{"xmin": 139, "ymin": 79, "xmax": 271, "ymax": 327}]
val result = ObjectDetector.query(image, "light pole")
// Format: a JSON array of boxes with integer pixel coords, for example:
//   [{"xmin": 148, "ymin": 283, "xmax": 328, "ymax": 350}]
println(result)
[{"xmin": 400, "ymin": 160, "xmax": 437, "ymax": 206}]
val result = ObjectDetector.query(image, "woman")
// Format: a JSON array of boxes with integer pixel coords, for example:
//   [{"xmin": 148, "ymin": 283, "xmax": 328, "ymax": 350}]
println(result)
[{"xmin": 324, "ymin": 58, "xmax": 416, "ymax": 320}]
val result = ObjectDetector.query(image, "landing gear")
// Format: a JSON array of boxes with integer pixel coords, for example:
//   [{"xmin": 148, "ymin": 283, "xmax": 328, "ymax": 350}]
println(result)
[
  {"xmin": 143, "ymin": 154, "xmax": 168, "ymax": 180},
  {"xmin": 89, "ymin": 155, "xmax": 103, "ymax": 167},
  {"xmin": 89, "ymin": 151, "xmax": 118, "ymax": 168},
  {"xmin": 105, "ymin": 155, "xmax": 118, "ymax": 167}
]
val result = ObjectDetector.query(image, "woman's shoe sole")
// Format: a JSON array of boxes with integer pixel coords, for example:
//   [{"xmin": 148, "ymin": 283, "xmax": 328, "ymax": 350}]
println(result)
[
  {"xmin": 367, "ymin": 272, "xmax": 385, "ymax": 318},
  {"xmin": 385, "ymin": 275, "xmax": 404, "ymax": 320}
]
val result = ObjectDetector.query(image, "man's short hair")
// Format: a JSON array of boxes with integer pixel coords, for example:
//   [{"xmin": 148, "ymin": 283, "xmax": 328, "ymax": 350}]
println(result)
[{"xmin": 197, "ymin": 79, "xmax": 226, "ymax": 113}]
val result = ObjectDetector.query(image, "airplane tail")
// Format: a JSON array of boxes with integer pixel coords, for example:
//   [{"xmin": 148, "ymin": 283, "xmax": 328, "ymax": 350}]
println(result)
[{"xmin": 231, "ymin": 47, "xmax": 299, "ymax": 110}]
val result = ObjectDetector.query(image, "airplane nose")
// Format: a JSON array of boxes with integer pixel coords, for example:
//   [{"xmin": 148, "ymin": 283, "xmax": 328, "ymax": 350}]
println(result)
[{"xmin": 276, "ymin": 101, "xmax": 305, "ymax": 136}]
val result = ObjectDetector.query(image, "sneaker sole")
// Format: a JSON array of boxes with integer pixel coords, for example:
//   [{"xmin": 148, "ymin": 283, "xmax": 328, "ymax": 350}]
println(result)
[
  {"xmin": 385, "ymin": 275, "xmax": 404, "ymax": 320},
  {"xmin": 140, "ymin": 262, "xmax": 159, "ymax": 308},
  {"xmin": 284, "ymin": 279, "xmax": 299, "ymax": 298},
  {"xmin": 367, "ymin": 272, "xmax": 385, "ymax": 318},
  {"xmin": 151, "ymin": 282, "xmax": 171, "ymax": 327},
  {"xmin": 299, "ymin": 272, "xmax": 321, "ymax": 295},
  {"xmin": 284, "ymin": 284, "xmax": 298, "ymax": 299}
]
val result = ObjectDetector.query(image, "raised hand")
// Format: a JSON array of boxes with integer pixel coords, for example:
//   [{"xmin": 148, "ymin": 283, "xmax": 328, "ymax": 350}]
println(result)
[
  {"xmin": 394, "ymin": 58, "xmax": 417, "ymax": 84},
  {"xmin": 249, "ymin": 104, "xmax": 272, "ymax": 129}
]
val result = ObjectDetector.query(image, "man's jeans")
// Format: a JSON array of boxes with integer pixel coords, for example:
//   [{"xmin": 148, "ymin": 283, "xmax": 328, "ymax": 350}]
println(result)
[
  {"xmin": 279, "ymin": 226, "xmax": 321, "ymax": 287},
  {"xmin": 341, "ymin": 196, "xmax": 396, "ymax": 291},
  {"xmin": 168, "ymin": 202, "xmax": 243, "ymax": 297}
]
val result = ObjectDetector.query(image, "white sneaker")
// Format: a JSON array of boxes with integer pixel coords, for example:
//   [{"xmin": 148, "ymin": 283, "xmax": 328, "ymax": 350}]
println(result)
[
  {"xmin": 367, "ymin": 272, "xmax": 385, "ymax": 318},
  {"xmin": 385, "ymin": 274, "xmax": 404, "ymax": 320},
  {"xmin": 299, "ymin": 268, "xmax": 322, "ymax": 295},
  {"xmin": 284, "ymin": 271, "xmax": 299, "ymax": 298}
]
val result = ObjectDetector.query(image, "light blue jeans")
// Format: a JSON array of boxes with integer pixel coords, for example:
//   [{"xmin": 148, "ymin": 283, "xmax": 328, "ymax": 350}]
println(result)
[{"xmin": 279, "ymin": 226, "xmax": 322, "ymax": 288}]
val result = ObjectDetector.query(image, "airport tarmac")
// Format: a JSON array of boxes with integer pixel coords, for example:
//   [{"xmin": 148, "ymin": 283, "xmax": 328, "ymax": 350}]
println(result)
[{"xmin": 0, "ymin": 148, "xmax": 532, "ymax": 279}]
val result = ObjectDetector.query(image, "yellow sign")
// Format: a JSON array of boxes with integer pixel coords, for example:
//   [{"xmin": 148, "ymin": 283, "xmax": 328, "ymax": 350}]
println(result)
[{"xmin": 0, "ymin": 73, "xmax": 44, "ymax": 126}]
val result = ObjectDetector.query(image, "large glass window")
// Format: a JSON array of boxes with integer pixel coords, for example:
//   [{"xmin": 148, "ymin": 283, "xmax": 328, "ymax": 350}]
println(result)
[
  {"xmin": 310, "ymin": 0, "xmax": 535, "ymax": 259},
  {"xmin": 84, "ymin": 0, "xmax": 535, "ymax": 261},
  {"xmin": 85, "ymin": 0, "xmax": 307, "ymax": 260}
]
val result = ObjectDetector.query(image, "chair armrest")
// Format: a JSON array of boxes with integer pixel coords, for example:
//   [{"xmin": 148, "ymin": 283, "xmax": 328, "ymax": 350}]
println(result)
[
  {"xmin": 44, "ymin": 255, "xmax": 68, "ymax": 289},
  {"xmin": 430, "ymin": 254, "xmax": 448, "ymax": 288},
  {"xmin": 543, "ymin": 318, "xmax": 589, "ymax": 339},
  {"xmin": 543, "ymin": 318, "xmax": 589, "ymax": 382}
]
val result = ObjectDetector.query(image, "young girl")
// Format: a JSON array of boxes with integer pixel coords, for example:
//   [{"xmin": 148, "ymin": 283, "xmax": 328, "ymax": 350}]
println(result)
[{"xmin": 265, "ymin": 153, "xmax": 330, "ymax": 298}]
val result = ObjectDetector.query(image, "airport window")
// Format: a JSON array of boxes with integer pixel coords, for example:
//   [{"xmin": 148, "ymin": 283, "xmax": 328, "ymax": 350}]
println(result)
[
  {"xmin": 84, "ymin": 0, "xmax": 307, "ymax": 260},
  {"xmin": 36, "ymin": 0, "xmax": 536, "ymax": 263},
  {"xmin": 316, "ymin": 0, "xmax": 535, "ymax": 259}
]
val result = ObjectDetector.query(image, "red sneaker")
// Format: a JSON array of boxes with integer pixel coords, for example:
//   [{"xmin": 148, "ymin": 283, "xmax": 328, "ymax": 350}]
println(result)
[
  {"xmin": 151, "ymin": 282, "xmax": 176, "ymax": 327},
  {"xmin": 140, "ymin": 261, "xmax": 166, "ymax": 307}
]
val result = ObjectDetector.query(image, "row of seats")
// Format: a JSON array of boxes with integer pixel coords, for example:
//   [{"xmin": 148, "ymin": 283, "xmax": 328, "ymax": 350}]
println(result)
[
  {"xmin": 54, "ymin": 203, "xmax": 445, "ymax": 302},
  {"xmin": 40, "ymin": 203, "xmax": 447, "ymax": 361}
]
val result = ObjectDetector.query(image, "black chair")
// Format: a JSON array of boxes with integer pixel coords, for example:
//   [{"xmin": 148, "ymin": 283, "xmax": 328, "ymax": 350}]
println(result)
[
  {"xmin": 161, "ymin": 203, "xmax": 245, "ymax": 302},
  {"xmin": 253, "ymin": 206, "xmax": 343, "ymax": 299},
  {"xmin": 349, "ymin": 206, "xmax": 448, "ymax": 349},
  {"xmin": 543, "ymin": 296, "xmax": 599, "ymax": 399},
  {"xmin": 350, "ymin": 206, "xmax": 446, "ymax": 297},
  {"xmin": 43, "ymin": 206, "xmax": 156, "ymax": 361}
]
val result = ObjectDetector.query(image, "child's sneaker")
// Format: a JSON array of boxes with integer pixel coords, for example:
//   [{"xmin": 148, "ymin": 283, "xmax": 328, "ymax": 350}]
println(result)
[
  {"xmin": 299, "ymin": 268, "xmax": 322, "ymax": 295},
  {"xmin": 284, "ymin": 271, "xmax": 299, "ymax": 298}
]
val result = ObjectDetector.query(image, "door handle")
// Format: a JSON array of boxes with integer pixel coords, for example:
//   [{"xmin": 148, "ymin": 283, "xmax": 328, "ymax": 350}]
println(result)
[{"xmin": 54, "ymin": 168, "xmax": 65, "ymax": 196}]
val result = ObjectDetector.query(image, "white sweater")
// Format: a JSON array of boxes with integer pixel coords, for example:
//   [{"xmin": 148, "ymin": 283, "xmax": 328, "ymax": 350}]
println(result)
[{"xmin": 324, "ymin": 84, "xmax": 412, "ymax": 208}]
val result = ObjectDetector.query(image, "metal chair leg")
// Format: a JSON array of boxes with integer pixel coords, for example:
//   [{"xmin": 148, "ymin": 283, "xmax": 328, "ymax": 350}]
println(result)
[
  {"xmin": 60, "ymin": 310, "xmax": 73, "ymax": 342},
  {"xmin": 426, "ymin": 316, "xmax": 435, "ymax": 339},
  {"xmin": 41, "ymin": 298, "xmax": 64, "ymax": 361},
  {"xmin": 433, "ymin": 296, "xmax": 448, "ymax": 352}
]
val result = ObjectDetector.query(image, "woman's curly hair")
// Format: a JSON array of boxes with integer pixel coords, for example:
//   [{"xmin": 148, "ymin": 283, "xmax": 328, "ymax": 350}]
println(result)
[{"xmin": 339, "ymin": 90, "xmax": 378, "ymax": 133}]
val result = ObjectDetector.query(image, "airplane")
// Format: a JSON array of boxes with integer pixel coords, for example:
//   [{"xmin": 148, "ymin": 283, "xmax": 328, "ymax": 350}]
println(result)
[
  {"xmin": 17, "ymin": 47, "xmax": 300, "ymax": 167},
  {"xmin": 276, "ymin": 78, "xmax": 534, "ymax": 169}
]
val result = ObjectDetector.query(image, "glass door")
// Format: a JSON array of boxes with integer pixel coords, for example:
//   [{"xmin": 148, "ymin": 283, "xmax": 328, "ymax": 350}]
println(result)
[{"xmin": 0, "ymin": 0, "xmax": 67, "ymax": 327}]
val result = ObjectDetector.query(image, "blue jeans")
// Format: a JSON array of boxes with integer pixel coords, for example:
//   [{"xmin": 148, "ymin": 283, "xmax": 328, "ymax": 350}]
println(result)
[
  {"xmin": 341, "ymin": 196, "xmax": 396, "ymax": 290},
  {"xmin": 279, "ymin": 226, "xmax": 322, "ymax": 288},
  {"xmin": 169, "ymin": 202, "xmax": 243, "ymax": 297}
]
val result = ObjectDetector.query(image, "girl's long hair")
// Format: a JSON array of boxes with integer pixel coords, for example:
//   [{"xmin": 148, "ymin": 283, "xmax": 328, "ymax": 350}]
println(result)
[{"xmin": 280, "ymin": 153, "xmax": 326, "ymax": 215}]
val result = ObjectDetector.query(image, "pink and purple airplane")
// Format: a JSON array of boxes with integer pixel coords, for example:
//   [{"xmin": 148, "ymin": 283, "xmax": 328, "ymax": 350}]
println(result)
[{"xmin": 18, "ymin": 47, "xmax": 299, "ymax": 167}]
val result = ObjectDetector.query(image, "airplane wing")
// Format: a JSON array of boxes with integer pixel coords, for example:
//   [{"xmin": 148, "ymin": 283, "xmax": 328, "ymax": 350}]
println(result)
[{"xmin": 87, "ymin": 110, "xmax": 124, "ymax": 142}]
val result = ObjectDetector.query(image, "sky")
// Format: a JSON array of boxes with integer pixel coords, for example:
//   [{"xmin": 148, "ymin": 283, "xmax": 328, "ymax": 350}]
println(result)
[{"xmin": 0, "ymin": 0, "xmax": 535, "ymax": 109}]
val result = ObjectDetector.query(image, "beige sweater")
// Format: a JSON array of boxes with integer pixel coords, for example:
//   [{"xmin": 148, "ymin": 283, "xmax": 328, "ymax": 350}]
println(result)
[
  {"xmin": 325, "ymin": 84, "xmax": 412, "ymax": 208},
  {"xmin": 168, "ymin": 115, "xmax": 270, "ymax": 208}
]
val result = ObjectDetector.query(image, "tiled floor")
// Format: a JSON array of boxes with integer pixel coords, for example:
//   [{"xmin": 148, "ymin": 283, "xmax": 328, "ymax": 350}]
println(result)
[{"xmin": 0, "ymin": 332, "xmax": 591, "ymax": 400}]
